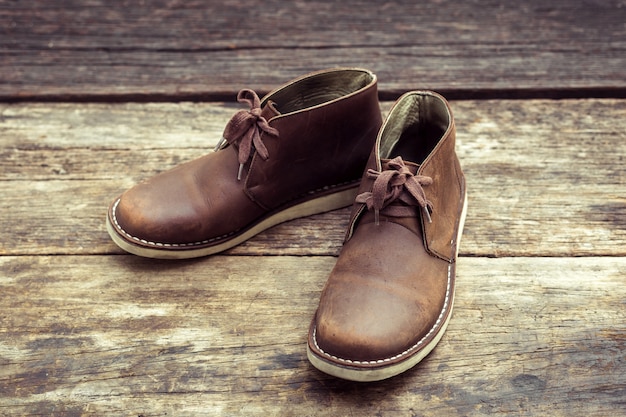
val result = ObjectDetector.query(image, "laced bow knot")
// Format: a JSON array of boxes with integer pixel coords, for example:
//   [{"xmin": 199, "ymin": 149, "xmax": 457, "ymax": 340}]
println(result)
[
  {"xmin": 218, "ymin": 89, "xmax": 279, "ymax": 180},
  {"xmin": 355, "ymin": 156, "xmax": 434, "ymax": 225}
]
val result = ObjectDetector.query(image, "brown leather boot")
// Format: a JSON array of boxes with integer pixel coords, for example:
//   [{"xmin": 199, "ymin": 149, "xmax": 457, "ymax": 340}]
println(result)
[
  {"xmin": 107, "ymin": 68, "xmax": 382, "ymax": 258},
  {"xmin": 307, "ymin": 91, "xmax": 467, "ymax": 381}
]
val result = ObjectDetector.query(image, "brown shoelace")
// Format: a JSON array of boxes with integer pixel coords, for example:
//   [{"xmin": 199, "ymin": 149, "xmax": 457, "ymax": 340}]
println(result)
[
  {"xmin": 217, "ymin": 89, "xmax": 279, "ymax": 180},
  {"xmin": 356, "ymin": 156, "xmax": 433, "ymax": 225}
]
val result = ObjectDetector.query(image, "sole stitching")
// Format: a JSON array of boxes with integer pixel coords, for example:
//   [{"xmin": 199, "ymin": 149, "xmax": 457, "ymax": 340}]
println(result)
[
  {"xmin": 110, "ymin": 180, "xmax": 356, "ymax": 249},
  {"xmin": 311, "ymin": 262, "xmax": 452, "ymax": 366},
  {"xmin": 111, "ymin": 199, "xmax": 239, "ymax": 248}
]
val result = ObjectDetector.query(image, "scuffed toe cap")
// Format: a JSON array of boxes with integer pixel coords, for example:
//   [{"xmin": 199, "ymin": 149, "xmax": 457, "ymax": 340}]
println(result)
[
  {"xmin": 310, "ymin": 286, "xmax": 439, "ymax": 365},
  {"xmin": 312, "ymin": 320, "xmax": 411, "ymax": 365}
]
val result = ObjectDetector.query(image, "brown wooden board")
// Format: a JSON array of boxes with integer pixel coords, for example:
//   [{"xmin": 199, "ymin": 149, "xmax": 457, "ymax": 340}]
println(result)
[{"xmin": 1, "ymin": 0, "xmax": 625, "ymax": 100}]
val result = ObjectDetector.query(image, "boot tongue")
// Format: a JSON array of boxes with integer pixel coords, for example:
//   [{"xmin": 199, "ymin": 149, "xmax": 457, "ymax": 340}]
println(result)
[
  {"xmin": 380, "ymin": 158, "xmax": 420, "ymax": 174},
  {"xmin": 261, "ymin": 100, "xmax": 281, "ymax": 120}
]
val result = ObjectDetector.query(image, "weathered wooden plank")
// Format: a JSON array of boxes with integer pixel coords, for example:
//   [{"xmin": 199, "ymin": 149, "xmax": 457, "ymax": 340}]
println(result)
[
  {"xmin": 1, "ymin": 99, "xmax": 625, "ymax": 257},
  {"xmin": 3, "ymin": 47, "xmax": 624, "ymax": 101},
  {"xmin": 457, "ymin": 99, "xmax": 626, "ymax": 257},
  {"xmin": 5, "ymin": 0, "xmax": 622, "ymax": 51},
  {"xmin": 1, "ymin": 0, "xmax": 624, "ymax": 99},
  {"xmin": 0, "ymin": 255, "xmax": 623, "ymax": 416},
  {"xmin": 0, "ymin": 179, "xmax": 352, "ymax": 257}
]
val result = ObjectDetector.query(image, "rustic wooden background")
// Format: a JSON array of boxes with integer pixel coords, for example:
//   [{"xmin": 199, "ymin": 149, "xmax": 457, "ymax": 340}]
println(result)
[{"xmin": 1, "ymin": 1, "xmax": 625, "ymax": 416}]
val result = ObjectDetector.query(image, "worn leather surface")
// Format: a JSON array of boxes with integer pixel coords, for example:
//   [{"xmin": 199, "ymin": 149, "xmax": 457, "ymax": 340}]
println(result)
[
  {"xmin": 309, "ymin": 91, "xmax": 466, "ymax": 368},
  {"xmin": 109, "ymin": 68, "xmax": 382, "ymax": 248}
]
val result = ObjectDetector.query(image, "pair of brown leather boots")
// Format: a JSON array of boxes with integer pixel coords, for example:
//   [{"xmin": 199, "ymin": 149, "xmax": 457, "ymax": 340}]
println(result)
[{"xmin": 106, "ymin": 68, "xmax": 467, "ymax": 382}]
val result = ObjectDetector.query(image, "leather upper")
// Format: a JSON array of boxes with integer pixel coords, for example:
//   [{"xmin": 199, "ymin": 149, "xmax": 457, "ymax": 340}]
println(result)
[
  {"xmin": 309, "ymin": 91, "xmax": 466, "ymax": 368},
  {"xmin": 110, "ymin": 68, "xmax": 382, "ymax": 248}
]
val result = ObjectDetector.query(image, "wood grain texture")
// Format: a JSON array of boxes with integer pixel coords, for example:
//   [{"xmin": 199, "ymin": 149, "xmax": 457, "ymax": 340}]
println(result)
[
  {"xmin": 0, "ymin": 255, "xmax": 624, "ymax": 416},
  {"xmin": 1, "ymin": 99, "xmax": 625, "ymax": 257},
  {"xmin": 1, "ymin": 2, "xmax": 624, "ymax": 415},
  {"xmin": 1, "ymin": 0, "xmax": 624, "ymax": 100}
]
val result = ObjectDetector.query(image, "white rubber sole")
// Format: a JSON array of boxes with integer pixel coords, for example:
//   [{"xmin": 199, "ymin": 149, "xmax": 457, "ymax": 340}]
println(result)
[
  {"xmin": 107, "ymin": 185, "xmax": 359, "ymax": 259},
  {"xmin": 307, "ymin": 192, "xmax": 468, "ymax": 382}
]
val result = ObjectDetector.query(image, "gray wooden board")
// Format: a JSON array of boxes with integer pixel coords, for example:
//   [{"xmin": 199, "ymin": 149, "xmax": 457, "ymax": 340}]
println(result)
[
  {"xmin": 0, "ymin": 255, "xmax": 624, "ymax": 416},
  {"xmin": 1, "ymin": 0, "xmax": 625, "ymax": 100},
  {"xmin": 1, "ymin": 99, "xmax": 624, "ymax": 257}
]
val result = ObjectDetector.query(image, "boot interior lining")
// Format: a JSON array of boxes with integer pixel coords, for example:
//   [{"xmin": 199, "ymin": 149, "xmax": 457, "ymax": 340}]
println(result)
[
  {"xmin": 266, "ymin": 70, "xmax": 374, "ymax": 114},
  {"xmin": 380, "ymin": 93, "xmax": 451, "ymax": 165}
]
